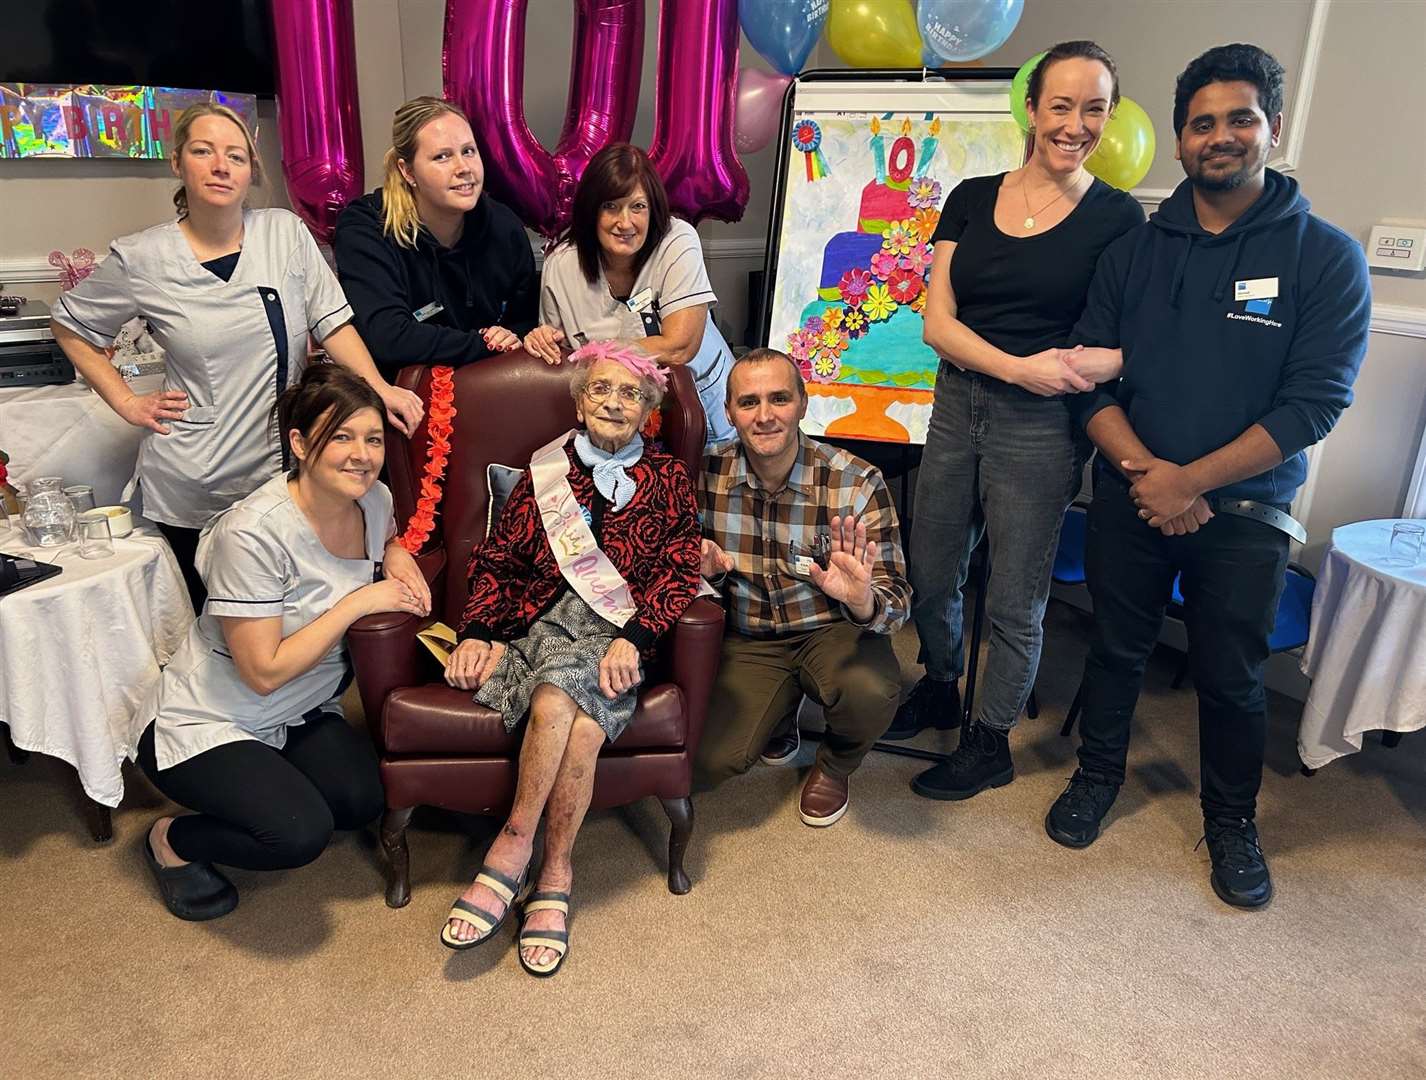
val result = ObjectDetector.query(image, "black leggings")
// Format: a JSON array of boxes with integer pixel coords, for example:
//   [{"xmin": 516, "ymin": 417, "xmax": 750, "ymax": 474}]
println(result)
[
  {"xmin": 155, "ymin": 522, "xmax": 206, "ymax": 615},
  {"xmin": 137, "ymin": 714, "xmax": 384, "ymax": 870}
]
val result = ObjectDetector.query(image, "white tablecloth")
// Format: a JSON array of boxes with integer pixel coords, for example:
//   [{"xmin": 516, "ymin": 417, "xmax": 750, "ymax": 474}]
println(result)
[
  {"xmin": 0, "ymin": 374, "xmax": 163, "ymax": 508},
  {"xmin": 0, "ymin": 524, "xmax": 192, "ymax": 806},
  {"xmin": 1298, "ymin": 518, "xmax": 1426, "ymax": 768}
]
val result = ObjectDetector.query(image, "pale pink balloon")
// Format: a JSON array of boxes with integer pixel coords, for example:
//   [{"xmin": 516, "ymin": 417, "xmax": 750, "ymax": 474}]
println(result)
[{"xmin": 735, "ymin": 69, "xmax": 793, "ymax": 155}]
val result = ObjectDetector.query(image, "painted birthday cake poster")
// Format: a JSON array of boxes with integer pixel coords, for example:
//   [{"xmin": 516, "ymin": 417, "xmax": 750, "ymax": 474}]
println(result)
[{"xmin": 769, "ymin": 112, "xmax": 1023, "ymax": 443}]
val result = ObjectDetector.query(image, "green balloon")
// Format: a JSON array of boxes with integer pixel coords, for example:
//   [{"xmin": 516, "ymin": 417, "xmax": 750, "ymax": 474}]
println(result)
[{"xmin": 1010, "ymin": 51, "xmax": 1047, "ymax": 133}]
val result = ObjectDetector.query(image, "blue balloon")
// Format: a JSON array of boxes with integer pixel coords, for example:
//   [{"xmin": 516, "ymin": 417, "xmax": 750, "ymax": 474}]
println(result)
[
  {"xmin": 917, "ymin": 0, "xmax": 1024, "ymax": 64},
  {"xmin": 738, "ymin": 0, "xmax": 829, "ymax": 76}
]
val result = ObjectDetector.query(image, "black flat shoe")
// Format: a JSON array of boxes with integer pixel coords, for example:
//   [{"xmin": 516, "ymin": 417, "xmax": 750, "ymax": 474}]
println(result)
[{"xmin": 141, "ymin": 832, "xmax": 238, "ymax": 922}]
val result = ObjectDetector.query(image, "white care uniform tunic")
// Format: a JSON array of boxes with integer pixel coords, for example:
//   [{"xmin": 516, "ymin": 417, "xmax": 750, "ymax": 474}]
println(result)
[
  {"xmin": 136, "ymin": 474, "xmax": 394, "ymax": 771},
  {"xmin": 52, "ymin": 208, "xmax": 355, "ymax": 528},
  {"xmin": 539, "ymin": 218, "xmax": 734, "ymax": 445}
]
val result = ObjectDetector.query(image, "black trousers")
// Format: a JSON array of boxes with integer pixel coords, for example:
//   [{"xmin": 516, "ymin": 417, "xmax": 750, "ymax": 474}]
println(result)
[
  {"xmin": 155, "ymin": 522, "xmax": 206, "ymax": 615},
  {"xmin": 137, "ymin": 713, "xmax": 384, "ymax": 870},
  {"xmin": 1076, "ymin": 476, "xmax": 1290, "ymax": 820}
]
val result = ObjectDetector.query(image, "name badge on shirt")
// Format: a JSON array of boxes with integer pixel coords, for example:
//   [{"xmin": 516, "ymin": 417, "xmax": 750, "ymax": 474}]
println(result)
[
  {"xmin": 626, "ymin": 288, "xmax": 655, "ymax": 314},
  {"xmin": 412, "ymin": 301, "xmax": 445, "ymax": 322},
  {"xmin": 1233, "ymin": 278, "xmax": 1278, "ymax": 302}
]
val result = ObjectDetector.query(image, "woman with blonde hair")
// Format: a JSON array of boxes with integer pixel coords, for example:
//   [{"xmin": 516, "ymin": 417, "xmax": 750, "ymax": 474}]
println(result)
[
  {"xmin": 333, "ymin": 96, "xmax": 538, "ymax": 382},
  {"xmin": 52, "ymin": 101, "xmax": 423, "ymax": 612}
]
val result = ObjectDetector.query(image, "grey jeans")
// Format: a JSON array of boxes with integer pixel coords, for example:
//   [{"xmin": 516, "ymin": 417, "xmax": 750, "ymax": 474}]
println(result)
[{"xmin": 909, "ymin": 363, "xmax": 1081, "ymax": 731}]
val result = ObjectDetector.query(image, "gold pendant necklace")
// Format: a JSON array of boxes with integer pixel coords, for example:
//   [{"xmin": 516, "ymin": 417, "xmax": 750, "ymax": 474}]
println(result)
[{"xmin": 1022, "ymin": 171, "xmax": 1086, "ymax": 230}]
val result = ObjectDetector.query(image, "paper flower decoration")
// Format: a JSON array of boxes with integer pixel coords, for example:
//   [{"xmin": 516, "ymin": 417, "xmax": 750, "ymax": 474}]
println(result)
[
  {"xmin": 870, "ymin": 250, "xmax": 900, "ymax": 281},
  {"xmin": 861, "ymin": 284, "xmax": 898, "ymax": 322},
  {"xmin": 838, "ymin": 267, "xmax": 872, "ymax": 306},
  {"xmin": 842, "ymin": 307, "xmax": 868, "ymax": 339},
  {"xmin": 907, "ymin": 177, "xmax": 943, "ymax": 209},
  {"xmin": 912, "ymin": 208, "xmax": 941, "ymax": 242},
  {"xmin": 886, "ymin": 266, "xmax": 924, "ymax": 306},
  {"xmin": 901, "ymin": 242, "xmax": 933, "ymax": 276},
  {"xmin": 810, "ymin": 351, "xmax": 842, "ymax": 383},
  {"xmin": 398, "ymin": 365, "xmax": 457, "ymax": 555},
  {"xmin": 881, "ymin": 220, "xmax": 917, "ymax": 257}
]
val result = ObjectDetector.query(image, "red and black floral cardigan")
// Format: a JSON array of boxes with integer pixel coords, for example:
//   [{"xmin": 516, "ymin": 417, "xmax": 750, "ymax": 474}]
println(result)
[{"xmin": 457, "ymin": 441, "xmax": 702, "ymax": 653}]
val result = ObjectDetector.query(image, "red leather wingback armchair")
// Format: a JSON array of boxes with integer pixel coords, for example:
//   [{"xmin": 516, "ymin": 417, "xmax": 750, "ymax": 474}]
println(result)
[{"xmin": 348, "ymin": 351, "xmax": 724, "ymax": 908}]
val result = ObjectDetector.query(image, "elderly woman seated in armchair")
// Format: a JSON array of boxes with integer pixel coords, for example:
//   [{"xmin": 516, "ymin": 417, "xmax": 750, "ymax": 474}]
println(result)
[{"xmin": 439, "ymin": 340, "xmax": 702, "ymax": 976}]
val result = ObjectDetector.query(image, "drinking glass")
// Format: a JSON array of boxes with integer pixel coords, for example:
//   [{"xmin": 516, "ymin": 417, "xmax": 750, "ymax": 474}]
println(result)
[
  {"xmin": 30, "ymin": 476, "xmax": 64, "ymax": 496},
  {"xmin": 65, "ymin": 485, "xmax": 96, "ymax": 513},
  {"xmin": 77, "ymin": 510, "xmax": 115, "ymax": 560},
  {"xmin": 1386, "ymin": 521, "xmax": 1424, "ymax": 567}
]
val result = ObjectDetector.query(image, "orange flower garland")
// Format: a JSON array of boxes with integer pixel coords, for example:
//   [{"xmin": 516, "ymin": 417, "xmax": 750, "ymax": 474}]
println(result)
[{"xmin": 397, "ymin": 365, "xmax": 457, "ymax": 554}]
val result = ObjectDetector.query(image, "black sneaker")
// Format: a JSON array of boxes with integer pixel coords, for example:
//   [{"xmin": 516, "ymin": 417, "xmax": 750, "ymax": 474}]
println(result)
[
  {"xmin": 1202, "ymin": 817, "xmax": 1273, "ymax": 908},
  {"xmin": 910, "ymin": 722, "xmax": 1013, "ymax": 800},
  {"xmin": 1045, "ymin": 770, "xmax": 1120, "ymax": 849},
  {"xmin": 883, "ymin": 677, "xmax": 962, "ymax": 741}
]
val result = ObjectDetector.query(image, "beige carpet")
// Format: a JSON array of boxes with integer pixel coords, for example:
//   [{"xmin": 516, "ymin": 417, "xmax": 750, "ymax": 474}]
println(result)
[{"xmin": 3, "ymin": 605, "xmax": 1424, "ymax": 1080}]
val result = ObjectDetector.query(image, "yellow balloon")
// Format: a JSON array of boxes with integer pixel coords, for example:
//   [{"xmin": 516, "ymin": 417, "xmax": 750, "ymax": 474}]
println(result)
[
  {"xmin": 826, "ymin": 0, "xmax": 923, "ymax": 68},
  {"xmin": 1085, "ymin": 96, "xmax": 1156, "ymax": 191}
]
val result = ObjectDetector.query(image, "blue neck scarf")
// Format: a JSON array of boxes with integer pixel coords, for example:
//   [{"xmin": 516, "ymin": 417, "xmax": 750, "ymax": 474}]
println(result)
[{"xmin": 573, "ymin": 431, "xmax": 644, "ymax": 512}]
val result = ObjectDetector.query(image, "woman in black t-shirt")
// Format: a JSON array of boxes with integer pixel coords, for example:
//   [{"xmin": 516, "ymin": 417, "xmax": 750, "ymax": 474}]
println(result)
[{"xmin": 894, "ymin": 41, "xmax": 1145, "ymax": 801}]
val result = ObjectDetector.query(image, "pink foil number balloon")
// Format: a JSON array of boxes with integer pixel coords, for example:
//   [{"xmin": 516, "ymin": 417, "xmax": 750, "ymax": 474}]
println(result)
[
  {"xmin": 444, "ymin": 0, "xmax": 642, "ymax": 239},
  {"xmin": 268, "ymin": 0, "xmax": 365, "ymax": 245},
  {"xmin": 444, "ymin": 0, "xmax": 749, "ymax": 238},
  {"xmin": 648, "ymin": 0, "xmax": 750, "ymax": 224}
]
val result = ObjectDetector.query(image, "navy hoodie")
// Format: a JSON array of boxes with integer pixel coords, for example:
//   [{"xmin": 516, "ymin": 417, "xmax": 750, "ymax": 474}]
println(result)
[
  {"xmin": 1070, "ymin": 169, "xmax": 1371, "ymax": 505},
  {"xmin": 332, "ymin": 190, "xmax": 539, "ymax": 382}
]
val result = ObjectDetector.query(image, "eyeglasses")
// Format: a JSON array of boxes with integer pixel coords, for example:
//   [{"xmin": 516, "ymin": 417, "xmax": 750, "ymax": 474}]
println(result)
[{"xmin": 582, "ymin": 380, "xmax": 647, "ymax": 406}]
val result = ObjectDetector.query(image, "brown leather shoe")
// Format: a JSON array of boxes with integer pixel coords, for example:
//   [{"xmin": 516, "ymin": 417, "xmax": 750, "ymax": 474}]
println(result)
[{"xmin": 799, "ymin": 765, "xmax": 849, "ymax": 827}]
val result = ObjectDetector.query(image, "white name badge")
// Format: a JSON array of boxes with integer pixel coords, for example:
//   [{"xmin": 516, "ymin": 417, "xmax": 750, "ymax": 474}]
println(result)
[
  {"xmin": 1234, "ymin": 278, "xmax": 1279, "ymax": 302},
  {"xmin": 626, "ymin": 288, "xmax": 655, "ymax": 314},
  {"xmin": 793, "ymin": 555, "xmax": 814, "ymax": 577},
  {"xmin": 412, "ymin": 301, "xmax": 445, "ymax": 322}
]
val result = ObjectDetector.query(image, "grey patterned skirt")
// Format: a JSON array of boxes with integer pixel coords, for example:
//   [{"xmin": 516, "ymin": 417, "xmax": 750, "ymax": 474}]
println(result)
[{"xmin": 474, "ymin": 590, "xmax": 640, "ymax": 741}]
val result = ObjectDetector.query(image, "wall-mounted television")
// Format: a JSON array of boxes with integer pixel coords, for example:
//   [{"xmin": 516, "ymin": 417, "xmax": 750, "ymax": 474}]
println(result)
[{"xmin": 0, "ymin": 0, "xmax": 276, "ymax": 97}]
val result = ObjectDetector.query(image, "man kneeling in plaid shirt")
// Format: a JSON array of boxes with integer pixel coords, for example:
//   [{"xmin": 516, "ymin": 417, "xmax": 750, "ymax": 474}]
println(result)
[{"xmin": 694, "ymin": 348, "xmax": 911, "ymax": 826}]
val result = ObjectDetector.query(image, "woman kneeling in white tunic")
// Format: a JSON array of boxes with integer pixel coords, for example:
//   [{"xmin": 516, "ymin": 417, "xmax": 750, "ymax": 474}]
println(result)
[{"xmin": 136, "ymin": 366, "xmax": 431, "ymax": 921}]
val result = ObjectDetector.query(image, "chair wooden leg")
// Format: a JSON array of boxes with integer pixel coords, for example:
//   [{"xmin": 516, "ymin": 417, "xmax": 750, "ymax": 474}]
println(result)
[
  {"xmin": 379, "ymin": 806, "xmax": 415, "ymax": 909},
  {"xmin": 1382, "ymin": 731, "xmax": 1404, "ymax": 749},
  {"xmin": 2, "ymin": 722, "xmax": 28, "ymax": 765},
  {"xmin": 1026, "ymin": 690, "xmax": 1039, "ymax": 720},
  {"xmin": 659, "ymin": 795, "xmax": 694, "ymax": 895},
  {"xmin": 86, "ymin": 799, "xmax": 113, "ymax": 843}
]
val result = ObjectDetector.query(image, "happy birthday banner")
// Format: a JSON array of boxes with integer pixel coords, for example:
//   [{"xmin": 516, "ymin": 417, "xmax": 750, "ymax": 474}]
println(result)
[{"xmin": 0, "ymin": 84, "xmax": 259, "ymax": 160}]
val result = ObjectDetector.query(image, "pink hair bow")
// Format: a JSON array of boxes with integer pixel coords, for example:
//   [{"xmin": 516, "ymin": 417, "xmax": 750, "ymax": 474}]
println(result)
[
  {"xmin": 48, "ymin": 248, "xmax": 97, "ymax": 292},
  {"xmin": 568, "ymin": 339, "xmax": 669, "ymax": 391}
]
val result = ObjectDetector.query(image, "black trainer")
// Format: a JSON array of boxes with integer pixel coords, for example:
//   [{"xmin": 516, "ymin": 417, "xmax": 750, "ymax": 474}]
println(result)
[
  {"xmin": 1202, "ymin": 816, "xmax": 1273, "ymax": 908},
  {"xmin": 883, "ymin": 677, "xmax": 962, "ymax": 741},
  {"xmin": 1045, "ymin": 770, "xmax": 1120, "ymax": 848},
  {"xmin": 910, "ymin": 721, "xmax": 1013, "ymax": 800}
]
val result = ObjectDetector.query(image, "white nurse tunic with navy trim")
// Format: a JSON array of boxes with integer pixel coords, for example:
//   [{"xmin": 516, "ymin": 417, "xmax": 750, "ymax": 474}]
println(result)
[
  {"xmin": 137, "ymin": 474, "xmax": 394, "ymax": 771},
  {"xmin": 52, "ymin": 208, "xmax": 354, "ymax": 528}
]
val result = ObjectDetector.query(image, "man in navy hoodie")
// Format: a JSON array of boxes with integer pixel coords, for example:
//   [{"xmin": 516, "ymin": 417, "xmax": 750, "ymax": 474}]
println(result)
[{"xmin": 1043, "ymin": 44, "xmax": 1371, "ymax": 908}]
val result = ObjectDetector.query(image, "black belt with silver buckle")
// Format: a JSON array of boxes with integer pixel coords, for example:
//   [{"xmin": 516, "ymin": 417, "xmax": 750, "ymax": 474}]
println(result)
[{"xmin": 1210, "ymin": 498, "xmax": 1307, "ymax": 544}]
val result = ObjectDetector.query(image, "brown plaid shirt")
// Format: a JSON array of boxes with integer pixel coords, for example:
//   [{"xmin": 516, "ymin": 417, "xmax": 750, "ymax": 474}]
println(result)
[{"xmin": 701, "ymin": 436, "xmax": 910, "ymax": 637}]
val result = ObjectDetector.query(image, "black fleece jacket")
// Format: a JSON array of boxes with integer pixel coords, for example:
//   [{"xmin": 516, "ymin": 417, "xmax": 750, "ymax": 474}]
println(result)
[{"xmin": 332, "ymin": 189, "xmax": 539, "ymax": 382}]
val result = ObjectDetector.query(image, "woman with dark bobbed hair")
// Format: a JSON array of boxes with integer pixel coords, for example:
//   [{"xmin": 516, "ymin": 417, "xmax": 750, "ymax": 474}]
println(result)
[{"xmin": 524, "ymin": 143, "xmax": 734, "ymax": 445}]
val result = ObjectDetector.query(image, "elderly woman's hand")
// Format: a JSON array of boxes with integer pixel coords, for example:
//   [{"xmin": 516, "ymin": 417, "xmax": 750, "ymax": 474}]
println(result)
[
  {"xmin": 598, "ymin": 638, "xmax": 642, "ymax": 699},
  {"xmin": 523, "ymin": 325, "xmax": 566, "ymax": 365},
  {"xmin": 445, "ymin": 639, "xmax": 507, "ymax": 690}
]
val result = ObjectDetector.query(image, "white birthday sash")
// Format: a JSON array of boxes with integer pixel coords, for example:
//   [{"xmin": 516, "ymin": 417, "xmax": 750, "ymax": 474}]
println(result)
[{"xmin": 528, "ymin": 431, "xmax": 638, "ymax": 628}]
